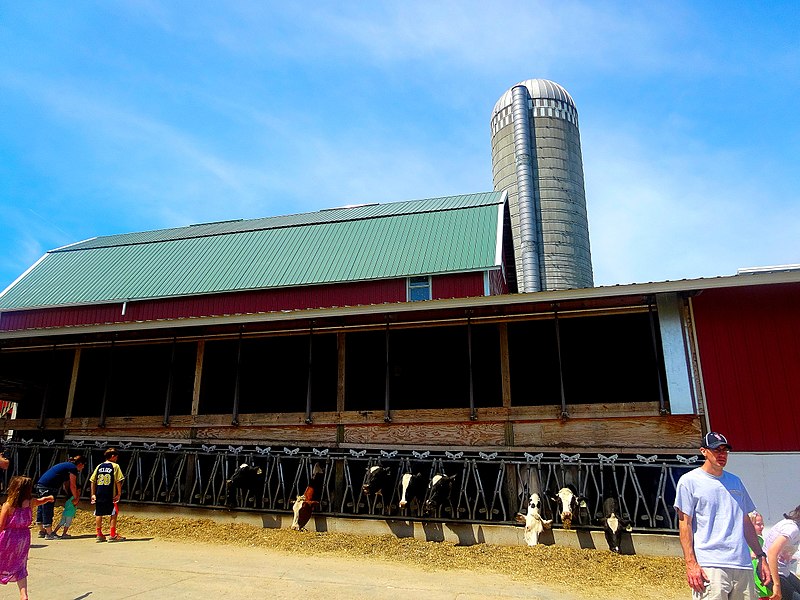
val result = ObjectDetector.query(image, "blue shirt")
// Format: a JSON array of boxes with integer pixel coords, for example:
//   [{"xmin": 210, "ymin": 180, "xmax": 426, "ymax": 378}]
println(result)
[
  {"xmin": 37, "ymin": 461, "xmax": 79, "ymax": 489},
  {"xmin": 674, "ymin": 467, "xmax": 756, "ymax": 569}
]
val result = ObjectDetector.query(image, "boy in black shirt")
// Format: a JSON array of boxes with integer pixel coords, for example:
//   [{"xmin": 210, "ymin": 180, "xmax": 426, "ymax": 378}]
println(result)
[{"xmin": 90, "ymin": 448, "xmax": 125, "ymax": 542}]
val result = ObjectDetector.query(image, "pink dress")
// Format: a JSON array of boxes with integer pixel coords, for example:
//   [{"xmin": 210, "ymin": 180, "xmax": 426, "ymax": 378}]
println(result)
[{"xmin": 0, "ymin": 505, "xmax": 32, "ymax": 584}]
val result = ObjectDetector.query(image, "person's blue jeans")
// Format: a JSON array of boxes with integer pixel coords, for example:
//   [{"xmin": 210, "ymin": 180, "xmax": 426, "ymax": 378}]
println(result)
[{"xmin": 34, "ymin": 484, "xmax": 59, "ymax": 527}]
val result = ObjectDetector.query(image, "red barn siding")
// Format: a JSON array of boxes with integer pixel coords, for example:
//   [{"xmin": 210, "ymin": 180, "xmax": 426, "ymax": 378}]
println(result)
[
  {"xmin": 692, "ymin": 283, "xmax": 800, "ymax": 452},
  {"xmin": 0, "ymin": 279, "xmax": 409, "ymax": 331},
  {"xmin": 487, "ymin": 268, "xmax": 507, "ymax": 296},
  {"xmin": 431, "ymin": 272, "xmax": 485, "ymax": 300}
]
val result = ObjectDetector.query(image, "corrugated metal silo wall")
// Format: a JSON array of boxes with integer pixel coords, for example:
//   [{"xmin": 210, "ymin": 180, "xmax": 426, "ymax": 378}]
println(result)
[{"xmin": 692, "ymin": 282, "xmax": 800, "ymax": 451}]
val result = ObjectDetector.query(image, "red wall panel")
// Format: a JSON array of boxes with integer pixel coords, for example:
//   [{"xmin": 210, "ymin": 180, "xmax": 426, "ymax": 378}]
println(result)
[
  {"xmin": 431, "ymin": 272, "xmax": 485, "ymax": 300},
  {"xmin": 692, "ymin": 283, "xmax": 800, "ymax": 452}
]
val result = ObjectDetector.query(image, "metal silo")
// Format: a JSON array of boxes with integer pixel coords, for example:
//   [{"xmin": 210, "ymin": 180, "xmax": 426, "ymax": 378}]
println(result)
[{"xmin": 491, "ymin": 79, "xmax": 593, "ymax": 292}]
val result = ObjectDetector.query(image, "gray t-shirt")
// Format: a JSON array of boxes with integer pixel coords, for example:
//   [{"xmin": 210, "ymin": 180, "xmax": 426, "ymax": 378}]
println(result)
[{"xmin": 674, "ymin": 467, "xmax": 756, "ymax": 569}]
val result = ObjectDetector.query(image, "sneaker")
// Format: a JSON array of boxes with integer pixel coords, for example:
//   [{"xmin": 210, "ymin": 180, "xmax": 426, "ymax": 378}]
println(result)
[
  {"xmin": 107, "ymin": 534, "xmax": 126, "ymax": 542},
  {"xmin": 59, "ymin": 533, "xmax": 72, "ymax": 539},
  {"xmin": 37, "ymin": 530, "xmax": 47, "ymax": 538},
  {"xmin": 44, "ymin": 534, "xmax": 57, "ymax": 540},
  {"xmin": 96, "ymin": 534, "xmax": 107, "ymax": 543}
]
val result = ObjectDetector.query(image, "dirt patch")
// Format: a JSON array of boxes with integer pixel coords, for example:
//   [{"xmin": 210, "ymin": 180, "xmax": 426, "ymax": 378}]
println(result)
[{"xmin": 59, "ymin": 507, "xmax": 687, "ymax": 599}]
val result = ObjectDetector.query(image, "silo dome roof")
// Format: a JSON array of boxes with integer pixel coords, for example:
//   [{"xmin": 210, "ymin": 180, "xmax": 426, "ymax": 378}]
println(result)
[{"xmin": 491, "ymin": 79, "xmax": 576, "ymax": 117}]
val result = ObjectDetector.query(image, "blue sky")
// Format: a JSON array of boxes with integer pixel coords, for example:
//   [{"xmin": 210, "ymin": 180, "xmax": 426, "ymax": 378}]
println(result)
[{"xmin": 1, "ymin": 1, "xmax": 798, "ymax": 291}]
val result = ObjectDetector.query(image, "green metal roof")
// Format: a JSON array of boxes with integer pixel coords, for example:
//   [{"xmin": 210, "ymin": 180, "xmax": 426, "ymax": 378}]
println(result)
[{"xmin": 0, "ymin": 192, "xmax": 504, "ymax": 310}]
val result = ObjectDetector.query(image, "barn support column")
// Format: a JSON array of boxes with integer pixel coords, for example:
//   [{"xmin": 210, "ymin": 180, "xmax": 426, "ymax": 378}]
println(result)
[
  {"xmin": 656, "ymin": 293, "xmax": 696, "ymax": 414},
  {"xmin": 305, "ymin": 325, "xmax": 314, "ymax": 424},
  {"xmin": 499, "ymin": 323, "xmax": 511, "ymax": 408},
  {"xmin": 99, "ymin": 340, "xmax": 114, "ymax": 428},
  {"xmin": 336, "ymin": 332, "xmax": 345, "ymax": 444},
  {"xmin": 232, "ymin": 330, "xmax": 243, "ymax": 426},
  {"xmin": 64, "ymin": 348, "xmax": 81, "ymax": 419},
  {"xmin": 553, "ymin": 308, "xmax": 568, "ymax": 419},
  {"xmin": 468, "ymin": 317, "xmax": 477, "ymax": 421},
  {"xmin": 384, "ymin": 323, "xmax": 391, "ymax": 423},
  {"xmin": 163, "ymin": 338, "xmax": 176, "ymax": 427},
  {"xmin": 647, "ymin": 300, "xmax": 668, "ymax": 415},
  {"xmin": 37, "ymin": 345, "xmax": 55, "ymax": 429},
  {"xmin": 191, "ymin": 340, "xmax": 205, "ymax": 417}
]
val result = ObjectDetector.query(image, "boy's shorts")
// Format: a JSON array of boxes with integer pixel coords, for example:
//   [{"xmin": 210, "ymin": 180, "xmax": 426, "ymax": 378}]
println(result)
[
  {"xmin": 58, "ymin": 515, "xmax": 75, "ymax": 528},
  {"xmin": 94, "ymin": 499, "xmax": 117, "ymax": 517}
]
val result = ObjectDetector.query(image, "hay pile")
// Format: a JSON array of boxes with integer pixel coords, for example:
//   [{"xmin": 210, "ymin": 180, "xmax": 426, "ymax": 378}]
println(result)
[{"xmin": 57, "ymin": 506, "xmax": 686, "ymax": 599}]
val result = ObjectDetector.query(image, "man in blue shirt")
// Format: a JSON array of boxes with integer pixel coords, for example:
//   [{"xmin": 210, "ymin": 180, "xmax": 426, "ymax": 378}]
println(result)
[
  {"xmin": 35, "ymin": 454, "xmax": 86, "ymax": 540},
  {"xmin": 674, "ymin": 432, "xmax": 770, "ymax": 599}
]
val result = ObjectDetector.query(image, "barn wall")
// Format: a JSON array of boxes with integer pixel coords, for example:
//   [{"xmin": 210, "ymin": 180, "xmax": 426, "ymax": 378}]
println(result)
[
  {"xmin": 691, "ymin": 283, "xmax": 800, "ymax": 452},
  {"xmin": 431, "ymin": 272, "xmax": 485, "ymax": 299}
]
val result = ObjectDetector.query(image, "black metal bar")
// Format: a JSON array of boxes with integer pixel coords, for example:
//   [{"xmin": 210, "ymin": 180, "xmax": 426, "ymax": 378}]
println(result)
[
  {"xmin": 384, "ymin": 322, "xmax": 391, "ymax": 422},
  {"xmin": 553, "ymin": 308, "xmax": 568, "ymax": 419},
  {"xmin": 467, "ymin": 318, "xmax": 476, "ymax": 420},
  {"xmin": 648, "ymin": 301, "xmax": 668, "ymax": 415},
  {"xmin": 163, "ymin": 338, "xmax": 176, "ymax": 427},
  {"xmin": 232, "ymin": 330, "xmax": 243, "ymax": 426},
  {"xmin": 99, "ymin": 340, "xmax": 114, "ymax": 428},
  {"xmin": 305, "ymin": 325, "xmax": 314, "ymax": 424}
]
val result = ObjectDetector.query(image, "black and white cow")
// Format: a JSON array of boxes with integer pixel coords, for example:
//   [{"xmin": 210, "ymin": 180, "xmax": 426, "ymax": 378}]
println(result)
[
  {"xmin": 547, "ymin": 485, "xmax": 588, "ymax": 530},
  {"xmin": 225, "ymin": 463, "xmax": 264, "ymax": 508},
  {"xmin": 601, "ymin": 496, "xmax": 632, "ymax": 553},
  {"xmin": 423, "ymin": 474, "xmax": 456, "ymax": 515},
  {"xmin": 291, "ymin": 463, "xmax": 325, "ymax": 531},
  {"xmin": 398, "ymin": 472, "xmax": 427, "ymax": 515},
  {"xmin": 360, "ymin": 465, "xmax": 392, "ymax": 512},
  {"xmin": 515, "ymin": 492, "xmax": 553, "ymax": 546}
]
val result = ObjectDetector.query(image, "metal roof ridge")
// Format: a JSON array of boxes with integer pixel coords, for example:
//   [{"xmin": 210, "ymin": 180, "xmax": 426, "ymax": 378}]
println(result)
[{"xmin": 52, "ymin": 192, "xmax": 502, "ymax": 253}]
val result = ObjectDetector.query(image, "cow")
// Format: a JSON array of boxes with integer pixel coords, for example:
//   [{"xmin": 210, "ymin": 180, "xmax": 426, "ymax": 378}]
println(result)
[
  {"xmin": 515, "ymin": 492, "xmax": 553, "ymax": 546},
  {"xmin": 423, "ymin": 474, "xmax": 456, "ymax": 516},
  {"xmin": 291, "ymin": 463, "xmax": 325, "ymax": 531},
  {"xmin": 398, "ymin": 472, "xmax": 426, "ymax": 515},
  {"xmin": 547, "ymin": 485, "xmax": 588, "ymax": 530},
  {"xmin": 361, "ymin": 465, "xmax": 392, "ymax": 512},
  {"xmin": 225, "ymin": 463, "xmax": 264, "ymax": 509},
  {"xmin": 601, "ymin": 496, "xmax": 632, "ymax": 553}
]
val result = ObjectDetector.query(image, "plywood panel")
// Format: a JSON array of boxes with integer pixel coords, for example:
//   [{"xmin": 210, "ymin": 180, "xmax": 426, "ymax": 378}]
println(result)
[
  {"xmin": 513, "ymin": 415, "xmax": 701, "ymax": 451},
  {"xmin": 343, "ymin": 422, "xmax": 506, "ymax": 447}
]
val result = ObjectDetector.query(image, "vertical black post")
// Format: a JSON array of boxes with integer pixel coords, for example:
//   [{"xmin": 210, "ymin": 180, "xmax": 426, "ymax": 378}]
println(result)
[
  {"xmin": 232, "ymin": 329, "xmax": 242, "ymax": 426},
  {"xmin": 163, "ymin": 338, "xmax": 176, "ymax": 427},
  {"xmin": 648, "ymin": 301, "xmax": 668, "ymax": 415},
  {"xmin": 384, "ymin": 322, "xmax": 392, "ymax": 423},
  {"xmin": 468, "ymin": 318, "xmax": 477, "ymax": 420},
  {"xmin": 99, "ymin": 340, "xmax": 114, "ymax": 428},
  {"xmin": 553, "ymin": 308, "xmax": 568, "ymax": 419},
  {"xmin": 38, "ymin": 345, "xmax": 55, "ymax": 429},
  {"xmin": 305, "ymin": 325, "xmax": 314, "ymax": 424}
]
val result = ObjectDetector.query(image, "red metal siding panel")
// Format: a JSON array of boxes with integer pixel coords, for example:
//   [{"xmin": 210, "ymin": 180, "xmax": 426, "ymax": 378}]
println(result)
[
  {"xmin": 0, "ymin": 279, "xmax": 409, "ymax": 332},
  {"xmin": 488, "ymin": 268, "xmax": 508, "ymax": 296},
  {"xmin": 692, "ymin": 283, "xmax": 800, "ymax": 452},
  {"xmin": 431, "ymin": 272, "xmax": 485, "ymax": 300}
]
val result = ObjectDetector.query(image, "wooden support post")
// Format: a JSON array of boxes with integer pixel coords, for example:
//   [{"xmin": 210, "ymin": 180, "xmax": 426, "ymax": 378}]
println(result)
[
  {"xmin": 232, "ymin": 332, "xmax": 242, "ymax": 426},
  {"xmin": 191, "ymin": 340, "xmax": 205, "ymax": 417},
  {"xmin": 648, "ymin": 301, "xmax": 668, "ymax": 415},
  {"xmin": 99, "ymin": 341, "xmax": 114, "ymax": 428},
  {"xmin": 65, "ymin": 348, "xmax": 81, "ymax": 419},
  {"xmin": 384, "ymin": 323, "xmax": 391, "ymax": 423},
  {"xmin": 498, "ymin": 323, "xmax": 511, "ymax": 408},
  {"xmin": 554, "ymin": 310, "xmax": 568, "ymax": 419},
  {"xmin": 336, "ymin": 332, "xmax": 346, "ymax": 414},
  {"xmin": 37, "ymin": 346, "xmax": 55, "ymax": 429},
  {"xmin": 468, "ymin": 318, "xmax": 476, "ymax": 420},
  {"xmin": 305, "ymin": 326, "xmax": 314, "ymax": 424},
  {"xmin": 163, "ymin": 338, "xmax": 176, "ymax": 427}
]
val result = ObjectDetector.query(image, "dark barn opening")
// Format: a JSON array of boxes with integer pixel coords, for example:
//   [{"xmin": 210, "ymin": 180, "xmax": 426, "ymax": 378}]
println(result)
[
  {"xmin": 0, "ymin": 349, "xmax": 73, "ymax": 420},
  {"xmin": 345, "ymin": 330, "xmax": 386, "ymax": 412},
  {"xmin": 508, "ymin": 319, "xmax": 562, "ymax": 406}
]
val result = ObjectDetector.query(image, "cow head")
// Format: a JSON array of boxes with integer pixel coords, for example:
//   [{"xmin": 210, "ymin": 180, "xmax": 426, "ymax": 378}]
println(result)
[
  {"xmin": 547, "ymin": 485, "xmax": 586, "ymax": 530},
  {"xmin": 362, "ymin": 465, "xmax": 391, "ymax": 496},
  {"xmin": 602, "ymin": 496, "xmax": 631, "ymax": 553},
  {"xmin": 399, "ymin": 472, "xmax": 425, "ymax": 509},
  {"xmin": 225, "ymin": 463, "xmax": 263, "ymax": 508},
  {"xmin": 423, "ymin": 474, "xmax": 456, "ymax": 514}
]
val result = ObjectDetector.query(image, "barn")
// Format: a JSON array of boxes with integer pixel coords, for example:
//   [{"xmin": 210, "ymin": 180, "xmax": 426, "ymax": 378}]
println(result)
[{"xmin": 0, "ymin": 191, "xmax": 798, "ymax": 530}]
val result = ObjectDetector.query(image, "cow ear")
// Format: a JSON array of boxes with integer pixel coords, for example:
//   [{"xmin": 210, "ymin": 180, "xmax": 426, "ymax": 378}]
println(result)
[
  {"xmin": 256, "ymin": 468, "xmax": 263, "ymax": 475},
  {"xmin": 579, "ymin": 499, "xmax": 588, "ymax": 508}
]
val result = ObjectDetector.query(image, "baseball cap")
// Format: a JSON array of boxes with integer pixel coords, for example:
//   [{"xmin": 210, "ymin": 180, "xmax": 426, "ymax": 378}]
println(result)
[{"xmin": 702, "ymin": 432, "xmax": 732, "ymax": 450}]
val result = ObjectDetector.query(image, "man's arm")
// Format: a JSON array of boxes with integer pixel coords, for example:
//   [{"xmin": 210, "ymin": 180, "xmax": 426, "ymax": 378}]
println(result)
[
  {"xmin": 68, "ymin": 472, "xmax": 80, "ymax": 502},
  {"xmin": 743, "ymin": 514, "xmax": 772, "ymax": 587},
  {"xmin": 677, "ymin": 508, "xmax": 708, "ymax": 593}
]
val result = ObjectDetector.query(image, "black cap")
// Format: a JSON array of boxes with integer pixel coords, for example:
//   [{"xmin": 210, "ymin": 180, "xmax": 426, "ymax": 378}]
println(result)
[{"xmin": 702, "ymin": 432, "xmax": 732, "ymax": 450}]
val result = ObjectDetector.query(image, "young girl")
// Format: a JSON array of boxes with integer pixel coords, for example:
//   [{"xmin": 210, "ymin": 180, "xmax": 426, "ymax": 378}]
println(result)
[{"xmin": 0, "ymin": 476, "xmax": 54, "ymax": 600}]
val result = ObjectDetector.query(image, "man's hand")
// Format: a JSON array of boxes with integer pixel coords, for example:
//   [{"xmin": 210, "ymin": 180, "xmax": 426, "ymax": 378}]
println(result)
[
  {"xmin": 757, "ymin": 554, "xmax": 772, "ymax": 587},
  {"xmin": 686, "ymin": 559, "xmax": 709, "ymax": 593},
  {"xmin": 72, "ymin": 497, "xmax": 79, "ymax": 507}
]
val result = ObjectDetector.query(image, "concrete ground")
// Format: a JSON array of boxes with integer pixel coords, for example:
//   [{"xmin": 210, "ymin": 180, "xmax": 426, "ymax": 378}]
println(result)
[{"xmin": 23, "ymin": 532, "xmax": 581, "ymax": 600}]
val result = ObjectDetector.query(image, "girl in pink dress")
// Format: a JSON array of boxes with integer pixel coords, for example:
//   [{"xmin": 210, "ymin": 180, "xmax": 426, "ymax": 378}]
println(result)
[{"xmin": 0, "ymin": 476, "xmax": 54, "ymax": 600}]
